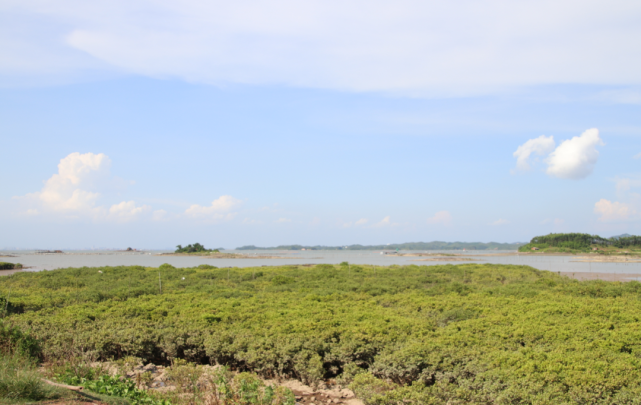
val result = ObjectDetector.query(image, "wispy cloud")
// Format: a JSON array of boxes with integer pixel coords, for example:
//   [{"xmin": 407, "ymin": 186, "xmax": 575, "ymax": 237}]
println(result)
[
  {"xmin": 372, "ymin": 216, "xmax": 398, "ymax": 228},
  {"xmin": 490, "ymin": 219, "xmax": 509, "ymax": 226},
  {"xmin": 594, "ymin": 199, "xmax": 639, "ymax": 222},
  {"xmin": 3, "ymin": 1, "xmax": 641, "ymax": 94},
  {"xmin": 513, "ymin": 135, "xmax": 555, "ymax": 172},
  {"xmin": 184, "ymin": 195, "xmax": 242, "ymax": 218},
  {"xmin": 426, "ymin": 211, "xmax": 452, "ymax": 225}
]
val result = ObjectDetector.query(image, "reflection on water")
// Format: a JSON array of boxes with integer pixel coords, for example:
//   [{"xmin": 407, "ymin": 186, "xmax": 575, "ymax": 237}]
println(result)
[{"xmin": 1, "ymin": 250, "xmax": 641, "ymax": 277}]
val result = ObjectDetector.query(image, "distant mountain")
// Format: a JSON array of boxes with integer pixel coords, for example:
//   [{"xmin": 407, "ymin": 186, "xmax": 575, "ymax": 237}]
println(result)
[
  {"xmin": 610, "ymin": 233, "xmax": 634, "ymax": 240},
  {"xmin": 236, "ymin": 241, "xmax": 523, "ymax": 251}
]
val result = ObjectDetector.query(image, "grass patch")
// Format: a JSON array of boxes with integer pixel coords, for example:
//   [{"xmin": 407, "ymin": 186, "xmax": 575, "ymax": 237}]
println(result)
[{"xmin": 0, "ymin": 352, "xmax": 66, "ymax": 403}]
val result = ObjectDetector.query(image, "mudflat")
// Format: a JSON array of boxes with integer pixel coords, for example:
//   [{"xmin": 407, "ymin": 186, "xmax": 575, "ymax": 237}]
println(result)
[{"xmin": 159, "ymin": 252, "xmax": 291, "ymax": 259}]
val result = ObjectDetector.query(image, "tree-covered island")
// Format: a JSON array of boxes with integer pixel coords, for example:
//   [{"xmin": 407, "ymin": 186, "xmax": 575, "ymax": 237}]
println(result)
[{"xmin": 519, "ymin": 233, "xmax": 641, "ymax": 254}]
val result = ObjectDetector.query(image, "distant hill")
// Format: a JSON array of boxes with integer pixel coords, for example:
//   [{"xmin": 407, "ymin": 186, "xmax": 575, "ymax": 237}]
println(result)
[
  {"xmin": 611, "ymin": 233, "xmax": 634, "ymax": 240},
  {"xmin": 236, "ymin": 241, "xmax": 523, "ymax": 251}
]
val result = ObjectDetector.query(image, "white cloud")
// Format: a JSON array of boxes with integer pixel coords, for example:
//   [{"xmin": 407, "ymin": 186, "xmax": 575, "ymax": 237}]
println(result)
[
  {"xmin": 184, "ymin": 195, "xmax": 241, "ymax": 218},
  {"xmin": 343, "ymin": 218, "xmax": 369, "ymax": 228},
  {"xmin": 615, "ymin": 177, "xmax": 641, "ymax": 194},
  {"xmin": 3, "ymin": 1, "xmax": 641, "ymax": 94},
  {"xmin": 355, "ymin": 218, "xmax": 368, "ymax": 226},
  {"xmin": 37, "ymin": 152, "xmax": 110, "ymax": 212},
  {"xmin": 152, "ymin": 209, "xmax": 168, "ymax": 221},
  {"xmin": 513, "ymin": 129, "xmax": 605, "ymax": 179},
  {"xmin": 373, "ymin": 216, "xmax": 393, "ymax": 227},
  {"xmin": 107, "ymin": 201, "xmax": 150, "ymax": 222},
  {"xmin": 594, "ymin": 199, "xmax": 639, "ymax": 222},
  {"xmin": 490, "ymin": 219, "xmax": 509, "ymax": 226},
  {"xmin": 13, "ymin": 152, "xmax": 149, "ymax": 222},
  {"xmin": 276, "ymin": 218, "xmax": 291, "ymax": 223},
  {"xmin": 426, "ymin": 211, "xmax": 452, "ymax": 225},
  {"xmin": 546, "ymin": 128, "xmax": 604, "ymax": 180},
  {"xmin": 513, "ymin": 135, "xmax": 555, "ymax": 171},
  {"xmin": 634, "ymin": 152, "xmax": 641, "ymax": 159},
  {"xmin": 309, "ymin": 217, "xmax": 321, "ymax": 226}
]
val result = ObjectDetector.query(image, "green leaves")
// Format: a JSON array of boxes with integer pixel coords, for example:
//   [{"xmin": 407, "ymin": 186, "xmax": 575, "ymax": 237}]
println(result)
[{"xmin": 5, "ymin": 263, "xmax": 641, "ymax": 403}]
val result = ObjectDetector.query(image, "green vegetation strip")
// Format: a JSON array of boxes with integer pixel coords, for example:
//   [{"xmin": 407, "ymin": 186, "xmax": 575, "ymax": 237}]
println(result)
[
  {"xmin": 0, "ymin": 263, "xmax": 21, "ymax": 270},
  {"xmin": 519, "ymin": 232, "xmax": 641, "ymax": 254},
  {"xmin": 2, "ymin": 263, "xmax": 641, "ymax": 403}
]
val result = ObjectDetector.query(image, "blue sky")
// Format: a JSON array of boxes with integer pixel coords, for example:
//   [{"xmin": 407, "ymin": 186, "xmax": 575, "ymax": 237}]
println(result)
[{"xmin": 1, "ymin": 0, "xmax": 641, "ymax": 249}]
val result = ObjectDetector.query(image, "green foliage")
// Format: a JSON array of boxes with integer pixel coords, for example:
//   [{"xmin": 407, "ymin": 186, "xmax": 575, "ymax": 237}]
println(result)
[
  {"xmin": 175, "ymin": 243, "xmax": 218, "ymax": 253},
  {"xmin": 350, "ymin": 373, "xmax": 395, "ymax": 405},
  {"xmin": 0, "ymin": 352, "xmax": 65, "ymax": 403},
  {"xmin": 0, "ymin": 322, "xmax": 41, "ymax": 360},
  {"xmin": 6, "ymin": 263, "xmax": 641, "ymax": 403},
  {"xmin": 0, "ymin": 263, "xmax": 18, "ymax": 270},
  {"xmin": 63, "ymin": 374, "xmax": 169, "ymax": 405}
]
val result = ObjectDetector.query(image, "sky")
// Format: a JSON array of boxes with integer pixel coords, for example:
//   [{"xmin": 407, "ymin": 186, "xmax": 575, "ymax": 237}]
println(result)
[{"xmin": 1, "ymin": 0, "xmax": 641, "ymax": 249}]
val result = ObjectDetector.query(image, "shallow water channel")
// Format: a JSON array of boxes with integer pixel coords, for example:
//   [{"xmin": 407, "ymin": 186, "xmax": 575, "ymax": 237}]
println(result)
[{"xmin": 2, "ymin": 250, "xmax": 641, "ymax": 280}]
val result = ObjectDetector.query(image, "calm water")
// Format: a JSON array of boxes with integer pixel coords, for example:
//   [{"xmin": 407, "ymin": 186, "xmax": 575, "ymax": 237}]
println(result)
[{"xmin": 2, "ymin": 250, "xmax": 641, "ymax": 276}]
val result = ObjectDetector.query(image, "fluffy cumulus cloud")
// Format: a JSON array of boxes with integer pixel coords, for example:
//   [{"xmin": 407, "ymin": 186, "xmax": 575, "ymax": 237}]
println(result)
[
  {"xmin": 37, "ymin": 152, "xmax": 109, "ymax": 212},
  {"xmin": 184, "ymin": 195, "xmax": 242, "ymax": 219},
  {"xmin": 108, "ymin": 200, "xmax": 151, "ymax": 222},
  {"xmin": 2, "ymin": 0, "xmax": 641, "ymax": 94},
  {"xmin": 513, "ymin": 135, "xmax": 555, "ymax": 171},
  {"xmin": 546, "ymin": 129, "xmax": 604, "ymax": 180},
  {"xmin": 426, "ymin": 211, "xmax": 452, "ymax": 225},
  {"xmin": 513, "ymin": 129, "xmax": 604, "ymax": 180},
  {"xmin": 14, "ymin": 152, "xmax": 149, "ymax": 221},
  {"xmin": 594, "ymin": 199, "xmax": 638, "ymax": 222}
]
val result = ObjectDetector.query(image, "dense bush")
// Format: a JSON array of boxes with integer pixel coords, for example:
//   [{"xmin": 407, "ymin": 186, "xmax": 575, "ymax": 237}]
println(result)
[
  {"xmin": 3, "ymin": 263, "xmax": 641, "ymax": 403},
  {"xmin": 175, "ymin": 243, "xmax": 219, "ymax": 253}
]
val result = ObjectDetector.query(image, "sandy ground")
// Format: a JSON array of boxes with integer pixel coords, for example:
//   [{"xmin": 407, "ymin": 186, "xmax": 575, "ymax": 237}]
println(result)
[
  {"xmin": 560, "ymin": 272, "xmax": 641, "ymax": 282},
  {"xmin": 0, "ymin": 268, "xmax": 24, "ymax": 276}
]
